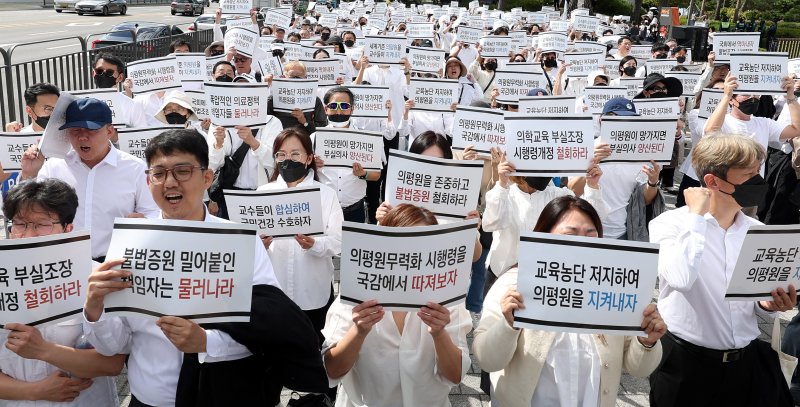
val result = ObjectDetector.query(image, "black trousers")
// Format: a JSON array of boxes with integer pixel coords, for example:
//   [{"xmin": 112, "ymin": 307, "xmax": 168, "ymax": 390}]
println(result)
[
  {"xmin": 302, "ymin": 285, "xmax": 335, "ymax": 348},
  {"xmin": 675, "ymin": 174, "xmax": 701, "ymax": 208},
  {"xmin": 130, "ymin": 395, "xmax": 154, "ymax": 407}
]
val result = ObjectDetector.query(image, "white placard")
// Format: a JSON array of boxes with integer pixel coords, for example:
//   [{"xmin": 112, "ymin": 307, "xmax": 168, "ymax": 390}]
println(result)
[
  {"xmin": 528, "ymin": 12, "xmax": 548, "ymax": 24},
  {"xmin": 0, "ymin": 231, "xmax": 92, "ymax": 327},
  {"xmin": 643, "ymin": 59, "xmax": 678, "ymax": 75},
  {"xmin": 263, "ymin": 9, "xmax": 293, "ymax": 28},
  {"xmin": 599, "ymin": 116, "xmax": 678, "ymax": 164},
  {"xmin": 513, "ymin": 232, "xmax": 660, "ymax": 335},
  {"xmin": 205, "ymin": 82, "xmax": 269, "ymax": 127},
  {"xmin": 38, "ymin": 92, "xmax": 76, "ymax": 160},
  {"xmin": 226, "ymin": 17, "xmax": 254, "ymax": 30},
  {"xmin": 407, "ymin": 46, "xmax": 446, "ymax": 73},
  {"xmin": 619, "ymin": 77, "xmax": 644, "ymax": 99},
  {"xmin": 224, "ymin": 186, "xmax": 324, "ymax": 237},
  {"xmin": 71, "ymin": 88, "xmax": 126, "ymax": 126},
  {"xmin": 713, "ymin": 32, "xmax": 760, "ymax": 62},
  {"xmin": 318, "ymin": 13, "xmax": 338, "ymax": 27},
  {"xmin": 572, "ymin": 15, "xmax": 599, "ymax": 33},
  {"xmin": 407, "ymin": 22, "xmax": 434, "ymax": 39},
  {"xmin": 548, "ymin": 20, "xmax": 570, "ymax": 32},
  {"xmin": 301, "ymin": 58, "xmax": 341, "ymax": 86},
  {"xmin": 302, "ymin": 44, "xmax": 335, "ymax": 60},
  {"xmin": 385, "ymin": 149, "xmax": 483, "ymax": 219},
  {"xmin": 456, "ymin": 26, "xmax": 482, "ymax": 45},
  {"xmin": 505, "ymin": 114, "xmax": 595, "ymax": 176},
  {"xmin": 634, "ymin": 97, "xmax": 681, "ymax": 117},
  {"xmin": 789, "ymin": 58, "xmax": 800, "ymax": 75},
  {"xmin": 629, "ymin": 45, "xmax": 652, "ymax": 61},
  {"xmin": 494, "ymin": 69, "xmax": 547, "ymax": 104},
  {"xmin": 206, "ymin": 54, "xmax": 226, "ymax": 79},
  {"xmin": 339, "ymin": 219, "xmax": 477, "ymax": 311},
  {"xmin": 184, "ymin": 89, "xmax": 209, "ymax": 121},
  {"xmin": 563, "ymin": 51, "xmax": 604, "ymax": 77},
  {"xmin": 538, "ymin": 31, "xmax": 568, "ymax": 53},
  {"xmin": 224, "ymin": 27, "xmax": 259, "ymax": 58},
  {"xmin": 0, "ymin": 132, "xmax": 39, "ymax": 171},
  {"xmin": 698, "ymin": 88, "xmax": 728, "ymax": 120},
  {"xmin": 271, "ymin": 78, "xmax": 319, "ymax": 113},
  {"xmin": 220, "ymin": 0, "xmax": 251, "ymax": 14},
  {"xmin": 583, "ymin": 86, "xmax": 628, "ymax": 114},
  {"xmin": 314, "ymin": 128, "xmax": 383, "ymax": 171},
  {"xmin": 368, "ymin": 17, "xmax": 387, "ymax": 32},
  {"xmin": 572, "ymin": 40, "xmax": 607, "ymax": 54},
  {"xmin": 664, "ymin": 71, "xmax": 703, "ymax": 97},
  {"xmin": 408, "ymin": 78, "xmax": 459, "ymax": 111},
  {"xmin": 518, "ymin": 95, "xmax": 576, "ymax": 116},
  {"xmin": 509, "ymin": 30, "xmax": 527, "ymax": 52},
  {"xmin": 282, "ymin": 42, "xmax": 304, "ymax": 61},
  {"xmin": 116, "ymin": 126, "xmax": 182, "ymax": 160},
  {"xmin": 363, "ymin": 35, "xmax": 406, "ymax": 64},
  {"xmin": 258, "ymin": 56, "xmax": 283, "ymax": 77},
  {"xmin": 104, "ymin": 219, "xmax": 256, "ymax": 323},
  {"xmin": 258, "ymin": 35, "xmax": 275, "ymax": 50},
  {"xmin": 175, "ymin": 52, "xmax": 206, "ymax": 85},
  {"xmin": 127, "ymin": 56, "xmax": 180, "ymax": 95},
  {"xmin": 347, "ymin": 85, "xmax": 390, "ymax": 118},
  {"xmin": 730, "ymin": 52, "xmax": 789, "ymax": 95},
  {"xmin": 479, "ymin": 35, "xmax": 513, "ymax": 58},
  {"xmin": 451, "ymin": 106, "xmax": 506, "ymax": 154},
  {"xmin": 724, "ymin": 225, "xmax": 800, "ymax": 301}
]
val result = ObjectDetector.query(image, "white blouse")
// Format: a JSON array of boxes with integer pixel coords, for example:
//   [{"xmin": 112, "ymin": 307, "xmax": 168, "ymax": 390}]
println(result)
[{"xmin": 207, "ymin": 117, "xmax": 283, "ymax": 190}]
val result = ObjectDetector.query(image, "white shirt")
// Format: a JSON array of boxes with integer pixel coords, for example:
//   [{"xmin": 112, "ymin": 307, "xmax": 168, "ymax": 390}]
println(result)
[
  {"xmin": 774, "ymin": 100, "xmax": 796, "ymax": 154},
  {"xmin": 207, "ymin": 117, "xmax": 283, "ymax": 189},
  {"xmin": 680, "ymin": 109, "xmax": 706, "ymax": 181},
  {"xmin": 362, "ymin": 66, "xmax": 407, "ymax": 128},
  {"xmin": 133, "ymin": 92, "xmax": 168, "ymax": 127},
  {"xmin": 351, "ymin": 117, "xmax": 397, "ymax": 141},
  {"xmin": 650, "ymin": 207, "xmax": 771, "ymax": 350},
  {"xmin": 311, "ymin": 128, "xmax": 368, "ymax": 208},
  {"xmin": 718, "ymin": 114, "xmax": 786, "ymax": 175},
  {"xmin": 398, "ymin": 111, "xmax": 455, "ymax": 145},
  {"xmin": 529, "ymin": 333, "xmax": 601, "ymax": 407},
  {"xmin": 482, "ymin": 183, "xmax": 606, "ymax": 277},
  {"xmin": 598, "ymin": 163, "xmax": 642, "ymax": 239},
  {"xmin": 113, "ymin": 91, "xmax": 149, "ymax": 128},
  {"xmin": 37, "ymin": 145, "xmax": 159, "ymax": 258},
  {"xmin": 455, "ymin": 45, "xmax": 478, "ymax": 70},
  {"xmin": 0, "ymin": 319, "xmax": 118, "ymax": 407},
  {"xmin": 257, "ymin": 172, "xmax": 343, "ymax": 309},
  {"xmin": 82, "ymin": 211, "xmax": 281, "ymax": 406},
  {"xmin": 322, "ymin": 297, "xmax": 472, "ymax": 407}
]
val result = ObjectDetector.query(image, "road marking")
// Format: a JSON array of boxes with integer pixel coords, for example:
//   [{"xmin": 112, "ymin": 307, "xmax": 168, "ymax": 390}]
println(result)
[
  {"xmin": 28, "ymin": 30, "xmax": 69, "ymax": 36},
  {"xmin": 46, "ymin": 44, "xmax": 80, "ymax": 50},
  {"xmin": 66, "ymin": 22, "xmax": 104, "ymax": 27}
]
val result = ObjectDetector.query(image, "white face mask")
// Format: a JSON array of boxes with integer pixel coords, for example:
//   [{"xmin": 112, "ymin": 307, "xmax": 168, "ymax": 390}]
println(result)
[{"xmin": 330, "ymin": 118, "xmax": 351, "ymax": 128}]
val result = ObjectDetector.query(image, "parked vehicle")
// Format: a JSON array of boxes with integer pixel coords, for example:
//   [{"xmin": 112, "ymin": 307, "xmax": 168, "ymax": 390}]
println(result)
[
  {"xmin": 189, "ymin": 13, "xmax": 224, "ymax": 31},
  {"xmin": 54, "ymin": 0, "xmax": 77, "ymax": 13},
  {"xmin": 89, "ymin": 22, "xmax": 183, "ymax": 61},
  {"xmin": 75, "ymin": 0, "xmax": 127, "ymax": 15},
  {"xmin": 171, "ymin": 0, "xmax": 204, "ymax": 16}
]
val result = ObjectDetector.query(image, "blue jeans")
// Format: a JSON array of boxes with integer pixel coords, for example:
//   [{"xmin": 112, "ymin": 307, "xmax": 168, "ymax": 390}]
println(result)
[{"xmin": 466, "ymin": 248, "xmax": 489, "ymax": 313}]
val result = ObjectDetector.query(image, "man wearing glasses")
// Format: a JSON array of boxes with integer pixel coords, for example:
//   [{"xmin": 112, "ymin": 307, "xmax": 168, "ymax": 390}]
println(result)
[
  {"xmin": 266, "ymin": 61, "xmax": 329, "ymax": 133},
  {"xmin": 4, "ymin": 83, "xmax": 60, "ymax": 133},
  {"xmin": 17, "ymin": 98, "xmax": 159, "ymax": 262},
  {"xmin": 91, "ymin": 53, "xmax": 149, "ymax": 128}
]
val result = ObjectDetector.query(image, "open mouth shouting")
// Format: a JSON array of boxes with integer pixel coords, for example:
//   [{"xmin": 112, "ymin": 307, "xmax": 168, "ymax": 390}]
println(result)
[{"xmin": 164, "ymin": 192, "xmax": 183, "ymax": 206}]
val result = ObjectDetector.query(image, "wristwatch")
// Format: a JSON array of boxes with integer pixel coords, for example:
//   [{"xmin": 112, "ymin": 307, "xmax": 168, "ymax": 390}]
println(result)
[
  {"xmin": 647, "ymin": 180, "xmax": 661, "ymax": 188},
  {"xmin": 358, "ymin": 172, "xmax": 368, "ymax": 180}
]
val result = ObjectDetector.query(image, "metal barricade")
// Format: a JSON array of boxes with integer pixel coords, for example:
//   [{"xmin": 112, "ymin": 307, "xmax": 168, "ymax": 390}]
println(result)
[{"xmin": 773, "ymin": 38, "xmax": 800, "ymax": 58}]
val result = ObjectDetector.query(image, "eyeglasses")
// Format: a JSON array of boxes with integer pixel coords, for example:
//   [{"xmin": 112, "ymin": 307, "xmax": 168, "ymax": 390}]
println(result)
[
  {"xmin": 650, "ymin": 85, "xmax": 668, "ymax": 92},
  {"xmin": 326, "ymin": 102, "xmax": 351, "ymax": 110},
  {"xmin": 94, "ymin": 68, "xmax": 117, "ymax": 76},
  {"xmin": 274, "ymin": 151, "xmax": 306, "ymax": 162},
  {"xmin": 10, "ymin": 219, "xmax": 62, "ymax": 236},
  {"xmin": 233, "ymin": 56, "xmax": 251, "ymax": 63},
  {"xmin": 145, "ymin": 165, "xmax": 205, "ymax": 184}
]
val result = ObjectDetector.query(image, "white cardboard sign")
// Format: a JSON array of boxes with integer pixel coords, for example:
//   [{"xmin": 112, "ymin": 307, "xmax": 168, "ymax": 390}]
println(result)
[
  {"xmin": 518, "ymin": 95, "xmax": 576, "ymax": 116},
  {"xmin": 599, "ymin": 116, "xmax": 678, "ymax": 164},
  {"xmin": 408, "ymin": 78, "xmax": 459, "ymax": 112},
  {"xmin": 494, "ymin": 69, "xmax": 547, "ymax": 104},
  {"xmin": 271, "ymin": 78, "xmax": 319, "ymax": 113},
  {"xmin": 127, "ymin": 56, "xmax": 181, "ymax": 95},
  {"xmin": 347, "ymin": 85, "xmax": 390, "ymax": 119},
  {"xmin": 505, "ymin": 114, "xmax": 595, "ymax": 176},
  {"xmin": 224, "ymin": 186, "xmax": 324, "ymax": 237},
  {"xmin": 0, "ymin": 132, "xmax": 39, "ymax": 171},
  {"xmin": 451, "ymin": 106, "xmax": 506, "ymax": 154},
  {"xmin": 730, "ymin": 52, "xmax": 789, "ymax": 95},
  {"xmin": 313, "ymin": 128, "xmax": 384, "ymax": 171},
  {"xmin": 725, "ymin": 225, "xmax": 800, "ymax": 301},
  {"xmin": 205, "ymin": 82, "xmax": 270, "ymax": 127}
]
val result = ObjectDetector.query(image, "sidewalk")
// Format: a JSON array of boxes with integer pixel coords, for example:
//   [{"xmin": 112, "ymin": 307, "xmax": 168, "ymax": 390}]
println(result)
[{"xmin": 0, "ymin": 0, "xmax": 49, "ymax": 11}]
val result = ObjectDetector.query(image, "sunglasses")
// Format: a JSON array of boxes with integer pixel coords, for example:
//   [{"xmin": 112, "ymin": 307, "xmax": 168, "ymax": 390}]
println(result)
[
  {"xmin": 326, "ymin": 102, "xmax": 351, "ymax": 110},
  {"xmin": 651, "ymin": 85, "xmax": 668, "ymax": 92},
  {"xmin": 94, "ymin": 68, "xmax": 116, "ymax": 76},
  {"xmin": 233, "ymin": 56, "xmax": 251, "ymax": 63}
]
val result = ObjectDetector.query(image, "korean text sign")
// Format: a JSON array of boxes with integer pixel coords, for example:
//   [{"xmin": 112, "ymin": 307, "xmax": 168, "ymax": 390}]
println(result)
[
  {"xmin": 713, "ymin": 32, "xmax": 760, "ymax": 62},
  {"xmin": 314, "ymin": 128, "xmax": 383, "ymax": 171},
  {"xmin": 725, "ymin": 225, "xmax": 800, "ymax": 301},
  {"xmin": 205, "ymin": 82, "xmax": 269, "ymax": 127},
  {"xmin": 504, "ymin": 114, "xmax": 595, "ymax": 176},
  {"xmin": 71, "ymin": 89, "xmax": 126, "ymax": 126},
  {"xmin": 271, "ymin": 78, "xmax": 319, "ymax": 113},
  {"xmin": 363, "ymin": 35, "xmax": 406, "ymax": 64},
  {"xmin": 340, "ymin": 219, "xmax": 478, "ymax": 311},
  {"xmin": 451, "ymin": 106, "xmax": 506, "ymax": 154},
  {"xmin": 0, "ymin": 132, "xmax": 40, "ymax": 171},
  {"xmin": 493, "ymin": 70, "xmax": 547, "ymax": 104},
  {"xmin": 127, "ymin": 56, "xmax": 181, "ymax": 95},
  {"xmin": 583, "ymin": 86, "xmax": 628, "ymax": 114},
  {"xmin": 409, "ymin": 78, "xmax": 459, "ymax": 111},
  {"xmin": 117, "ymin": 126, "xmax": 183, "ymax": 160},
  {"xmin": 224, "ymin": 27, "xmax": 259, "ymax": 58},
  {"xmin": 224, "ymin": 186, "xmax": 324, "ymax": 237},
  {"xmin": 104, "ymin": 219, "xmax": 256, "ymax": 323},
  {"xmin": 599, "ymin": 116, "xmax": 678, "ymax": 164},
  {"xmin": 730, "ymin": 52, "xmax": 789, "ymax": 95},
  {"xmin": 518, "ymin": 95, "xmax": 575, "ymax": 116},
  {"xmin": 514, "ymin": 232, "xmax": 659, "ymax": 335},
  {"xmin": 347, "ymin": 85, "xmax": 389, "ymax": 118}
]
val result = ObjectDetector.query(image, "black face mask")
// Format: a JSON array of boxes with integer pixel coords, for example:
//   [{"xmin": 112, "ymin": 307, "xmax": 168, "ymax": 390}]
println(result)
[
  {"xmin": 273, "ymin": 50, "xmax": 284, "ymax": 58},
  {"xmin": 623, "ymin": 66, "xmax": 637, "ymax": 77},
  {"xmin": 165, "ymin": 112, "xmax": 188, "ymax": 125},
  {"xmin": 524, "ymin": 177, "xmax": 550, "ymax": 191},
  {"xmin": 328, "ymin": 113, "xmax": 351, "ymax": 124},
  {"xmin": 718, "ymin": 174, "xmax": 768, "ymax": 208},
  {"xmin": 344, "ymin": 39, "xmax": 355, "ymax": 47},
  {"xmin": 543, "ymin": 59, "xmax": 557, "ymax": 68},
  {"xmin": 279, "ymin": 159, "xmax": 308, "ymax": 182},
  {"xmin": 795, "ymin": 90, "xmax": 800, "ymax": 97},
  {"xmin": 676, "ymin": 55, "xmax": 687, "ymax": 63},
  {"xmin": 321, "ymin": 32, "xmax": 330, "ymax": 41},
  {"xmin": 34, "ymin": 115, "xmax": 50, "ymax": 129},
  {"xmin": 655, "ymin": 53, "xmax": 667, "ymax": 59},
  {"xmin": 215, "ymin": 75, "xmax": 233, "ymax": 82},
  {"xmin": 736, "ymin": 97, "xmax": 760, "ymax": 115},
  {"xmin": 649, "ymin": 90, "xmax": 669, "ymax": 98},
  {"xmin": 484, "ymin": 61, "xmax": 498, "ymax": 71},
  {"xmin": 94, "ymin": 73, "xmax": 117, "ymax": 89}
]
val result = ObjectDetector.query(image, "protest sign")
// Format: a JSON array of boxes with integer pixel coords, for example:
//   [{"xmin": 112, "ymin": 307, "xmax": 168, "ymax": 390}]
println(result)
[
  {"xmin": 220, "ymin": 0, "xmax": 250, "ymax": 14},
  {"xmin": 302, "ymin": 44, "xmax": 335, "ymax": 59},
  {"xmin": 263, "ymin": 9, "xmax": 292, "ymax": 28},
  {"xmin": 514, "ymin": 232, "xmax": 660, "ymax": 335},
  {"xmin": 314, "ymin": 128, "xmax": 383, "ymax": 171},
  {"xmin": 301, "ymin": 58, "xmax": 341, "ymax": 86},
  {"xmin": 456, "ymin": 26, "xmax": 482, "ymax": 45},
  {"xmin": 599, "ymin": 116, "xmax": 678, "ymax": 163},
  {"xmin": 790, "ymin": 58, "xmax": 800, "ymax": 75},
  {"xmin": 528, "ymin": 11, "xmax": 548, "ymax": 24},
  {"xmin": 724, "ymin": 225, "xmax": 800, "ymax": 301},
  {"xmin": 505, "ymin": 114, "xmax": 595, "ymax": 176},
  {"xmin": 206, "ymin": 54, "xmax": 225, "ymax": 79},
  {"xmin": 104, "ymin": 219, "xmax": 256, "ymax": 322},
  {"xmin": 538, "ymin": 31, "xmax": 568, "ymax": 53},
  {"xmin": 282, "ymin": 42, "xmax": 304, "ymax": 61},
  {"xmin": 363, "ymin": 35, "xmax": 406, "ymax": 64},
  {"xmin": 643, "ymin": 59, "xmax": 677, "ymax": 75},
  {"xmin": 564, "ymin": 51, "xmax": 604, "ymax": 77},
  {"xmin": 408, "ymin": 78, "xmax": 459, "ymax": 111},
  {"xmin": 318, "ymin": 12, "xmax": 338, "ymax": 27},
  {"xmin": 479, "ymin": 35, "xmax": 513, "ymax": 58},
  {"xmin": 347, "ymin": 85, "xmax": 390, "ymax": 118},
  {"xmin": 271, "ymin": 78, "xmax": 318, "ymax": 113},
  {"xmin": 127, "ymin": 56, "xmax": 180, "ymax": 95},
  {"xmin": 730, "ymin": 52, "xmax": 789, "ymax": 95},
  {"xmin": 619, "ymin": 77, "xmax": 644, "ymax": 99},
  {"xmin": 634, "ymin": 97, "xmax": 681, "ymax": 117},
  {"xmin": 0, "ymin": 231, "xmax": 92, "ymax": 327},
  {"xmin": 494, "ymin": 69, "xmax": 547, "ymax": 104},
  {"xmin": 572, "ymin": 15, "xmax": 599, "ymax": 33},
  {"xmin": 451, "ymin": 106, "xmax": 506, "ymax": 154},
  {"xmin": 117, "ymin": 126, "xmax": 182, "ymax": 160},
  {"xmin": 546, "ymin": 11, "xmax": 561, "ymax": 21},
  {"xmin": 339, "ymin": 219, "xmax": 477, "ymax": 311},
  {"xmin": 258, "ymin": 35, "xmax": 275, "ymax": 50},
  {"xmin": 258, "ymin": 56, "xmax": 283, "ymax": 77},
  {"xmin": 407, "ymin": 46, "xmax": 446, "ymax": 73},
  {"xmin": 184, "ymin": 89, "xmax": 209, "ymax": 121},
  {"xmin": 583, "ymin": 86, "xmax": 628, "ymax": 114},
  {"xmin": 629, "ymin": 45, "xmax": 651, "ymax": 61},
  {"xmin": 0, "ymin": 132, "xmax": 39, "ymax": 171},
  {"xmin": 510, "ymin": 30, "xmax": 527, "ymax": 52},
  {"xmin": 385, "ymin": 149, "xmax": 483, "ymax": 219},
  {"xmin": 713, "ymin": 32, "xmax": 760, "ymax": 62},
  {"xmin": 39, "ymin": 92, "xmax": 76, "ymax": 160},
  {"xmin": 175, "ymin": 52, "xmax": 206, "ymax": 85},
  {"xmin": 407, "ymin": 22, "xmax": 434, "ymax": 39},
  {"xmin": 518, "ymin": 95, "xmax": 575, "ymax": 116},
  {"xmin": 224, "ymin": 27, "xmax": 259, "ymax": 58},
  {"xmin": 664, "ymin": 71, "xmax": 703, "ymax": 97},
  {"xmin": 368, "ymin": 17, "xmax": 387, "ymax": 31},
  {"xmin": 226, "ymin": 17, "xmax": 254, "ymax": 30},
  {"xmin": 205, "ymin": 82, "xmax": 269, "ymax": 127},
  {"xmin": 698, "ymin": 88, "xmax": 729, "ymax": 119},
  {"xmin": 224, "ymin": 186, "xmax": 324, "ymax": 237},
  {"xmin": 572, "ymin": 41, "xmax": 607, "ymax": 54},
  {"xmin": 71, "ymin": 88, "xmax": 126, "ymax": 126},
  {"xmin": 548, "ymin": 20, "xmax": 570, "ymax": 32}
]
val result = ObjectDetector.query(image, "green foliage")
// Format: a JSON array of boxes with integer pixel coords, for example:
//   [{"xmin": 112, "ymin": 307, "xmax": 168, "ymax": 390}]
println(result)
[
  {"xmin": 593, "ymin": 0, "xmax": 631, "ymax": 16},
  {"xmin": 776, "ymin": 22, "xmax": 800, "ymax": 38},
  {"xmin": 496, "ymin": 0, "xmax": 542, "ymax": 11}
]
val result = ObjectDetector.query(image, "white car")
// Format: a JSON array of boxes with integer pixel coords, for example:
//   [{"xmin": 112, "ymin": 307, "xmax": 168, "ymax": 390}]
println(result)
[
  {"xmin": 190, "ymin": 14, "xmax": 224, "ymax": 31},
  {"xmin": 54, "ymin": 0, "xmax": 77, "ymax": 12}
]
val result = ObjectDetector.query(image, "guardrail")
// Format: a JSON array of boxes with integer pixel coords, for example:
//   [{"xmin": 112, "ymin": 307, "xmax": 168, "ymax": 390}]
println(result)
[
  {"xmin": 771, "ymin": 38, "xmax": 800, "ymax": 58},
  {"xmin": 0, "ymin": 24, "xmax": 215, "ymax": 128}
]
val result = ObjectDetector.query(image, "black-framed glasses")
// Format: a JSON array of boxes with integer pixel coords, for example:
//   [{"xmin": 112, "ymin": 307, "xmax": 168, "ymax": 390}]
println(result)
[
  {"xmin": 10, "ymin": 219, "xmax": 63, "ymax": 236},
  {"xmin": 326, "ymin": 102, "xmax": 351, "ymax": 111},
  {"xmin": 94, "ymin": 68, "xmax": 117, "ymax": 76},
  {"xmin": 274, "ymin": 151, "xmax": 307, "ymax": 162},
  {"xmin": 233, "ymin": 56, "xmax": 251, "ymax": 63},
  {"xmin": 145, "ymin": 165, "xmax": 205, "ymax": 184},
  {"xmin": 651, "ymin": 85, "xmax": 668, "ymax": 92}
]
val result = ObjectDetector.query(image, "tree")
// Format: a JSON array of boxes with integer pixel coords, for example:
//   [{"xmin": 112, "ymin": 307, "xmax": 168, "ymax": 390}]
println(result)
[
  {"xmin": 713, "ymin": 0, "xmax": 724, "ymax": 20},
  {"xmin": 632, "ymin": 0, "xmax": 643, "ymax": 24},
  {"xmin": 733, "ymin": 0, "xmax": 747, "ymax": 23}
]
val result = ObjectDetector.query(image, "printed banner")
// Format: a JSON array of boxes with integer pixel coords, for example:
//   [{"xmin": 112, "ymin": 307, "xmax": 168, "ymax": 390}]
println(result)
[
  {"xmin": 505, "ymin": 114, "xmax": 595, "ymax": 176},
  {"xmin": 619, "ymin": 77, "xmax": 644, "ymax": 99},
  {"xmin": 451, "ymin": 106, "xmax": 506, "ymax": 154},
  {"xmin": 184, "ymin": 89, "xmax": 209, "ymax": 121},
  {"xmin": 224, "ymin": 186, "xmax": 324, "ymax": 237},
  {"xmin": 127, "ymin": 56, "xmax": 180, "ymax": 95},
  {"xmin": 599, "ymin": 116, "xmax": 678, "ymax": 163},
  {"xmin": 224, "ymin": 27, "xmax": 259, "ymax": 58},
  {"xmin": 407, "ymin": 46, "xmax": 446, "ymax": 73},
  {"xmin": 339, "ymin": 219, "xmax": 478, "ymax": 311},
  {"xmin": 584, "ymin": 86, "xmax": 628, "ymax": 114},
  {"xmin": 271, "ymin": 78, "xmax": 318, "ymax": 113},
  {"xmin": 518, "ymin": 95, "xmax": 575, "ymax": 116},
  {"xmin": 538, "ymin": 31, "xmax": 568, "ymax": 53},
  {"xmin": 514, "ymin": 232, "xmax": 659, "ymax": 335},
  {"xmin": 0, "ymin": 231, "xmax": 92, "ymax": 327},
  {"xmin": 408, "ymin": 78, "xmax": 459, "ymax": 112},
  {"xmin": 698, "ymin": 88, "xmax": 728, "ymax": 120},
  {"xmin": 634, "ymin": 97, "xmax": 681, "ymax": 117},
  {"xmin": 301, "ymin": 58, "xmax": 341, "ymax": 86},
  {"xmin": 220, "ymin": 0, "xmax": 251, "ymax": 14},
  {"xmin": 71, "ymin": 89, "xmax": 126, "ymax": 126},
  {"xmin": 385, "ymin": 149, "xmax": 483, "ymax": 218},
  {"xmin": 0, "ymin": 132, "xmax": 39, "ymax": 171},
  {"xmin": 730, "ymin": 52, "xmax": 789, "ymax": 95},
  {"xmin": 363, "ymin": 35, "xmax": 406, "ymax": 64},
  {"xmin": 175, "ymin": 52, "xmax": 206, "ymax": 85},
  {"xmin": 572, "ymin": 15, "xmax": 599, "ymax": 33},
  {"xmin": 407, "ymin": 22, "xmax": 434, "ymax": 39},
  {"xmin": 563, "ymin": 51, "xmax": 604, "ymax": 77},
  {"xmin": 479, "ymin": 35, "xmax": 513, "ymax": 58},
  {"xmin": 116, "ymin": 126, "xmax": 182, "ymax": 160},
  {"xmin": 314, "ymin": 128, "xmax": 383, "ymax": 171},
  {"xmin": 725, "ymin": 225, "xmax": 800, "ymax": 301},
  {"xmin": 494, "ymin": 69, "xmax": 547, "ymax": 104},
  {"xmin": 456, "ymin": 26, "xmax": 482, "ymax": 45},
  {"xmin": 205, "ymin": 82, "xmax": 269, "ymax": 127},
  {"xmin": 347, "ymin": 85, "xmax": 390, "ymax": 118},
  {"xmin": 104, "ymin": 218, "xmax": 256, "ymax": 323},
  {"xmin": 263, "ymin": 9, "xmax": 293, "ymax": 28},
  {"xmin": 713, "ymin": 32, "xmax": 760, "ymax": 62}
]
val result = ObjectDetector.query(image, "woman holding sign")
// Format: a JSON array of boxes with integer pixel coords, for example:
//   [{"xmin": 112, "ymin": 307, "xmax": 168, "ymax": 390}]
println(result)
[
  {"xmin": 258, "ymin": 128, "xmax": 343, "ymax": 344},
  {"xmin": 473, "ymin": 195, "xmax": 665, "ymax": 407},
  {"xmin": 322, "ymin": 204, "xmax": 472, "ymax": 407}
]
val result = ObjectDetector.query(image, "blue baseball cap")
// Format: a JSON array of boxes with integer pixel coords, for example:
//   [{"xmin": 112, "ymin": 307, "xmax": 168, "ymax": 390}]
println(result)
[
  {"xmin": 601, "ymin": 97, "xmax": 639, "ymax": 116},
  {"xmin": 527, "ymin": 88, "xmax": 549, "ymax": 96},
  {"xmin": 59, "ymin": 98, "xmax": 112, "ymax": 130}
]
